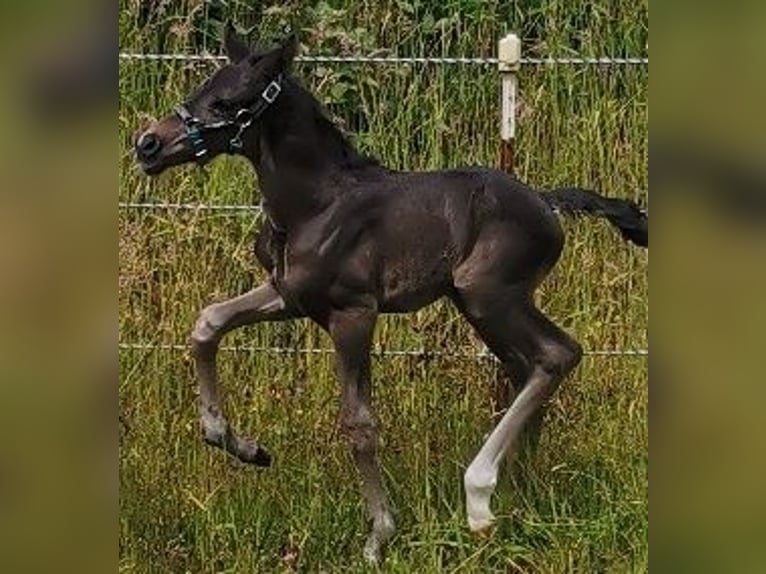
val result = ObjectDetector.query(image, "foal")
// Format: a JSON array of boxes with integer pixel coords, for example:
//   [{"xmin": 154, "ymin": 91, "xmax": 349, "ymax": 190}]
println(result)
[{"xmin": 135, "ymin": 29, "xmax": 647, "ymax": 563}]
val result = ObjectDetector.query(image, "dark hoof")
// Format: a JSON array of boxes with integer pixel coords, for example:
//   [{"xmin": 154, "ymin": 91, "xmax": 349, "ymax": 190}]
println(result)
[
  {"xmin": 227, "ymin": 430, "xmax": 272, "ymax": 467},
  {"xmin": 238, "ymin": 443, "xmax": 272, "ymax": 467},
  {"xmin": 204, "ymin": 423, "xmax": 273, "ymax": 467}
]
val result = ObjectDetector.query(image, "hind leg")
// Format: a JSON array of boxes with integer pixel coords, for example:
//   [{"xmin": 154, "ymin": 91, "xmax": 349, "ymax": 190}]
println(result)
[
  {"xmin": 466, "ymin": 293, "xmax": 553, "ymax": 457},
  {"xmin": 491, "ymin": 353, "xmax": 546, "ymax": 457},
  {"xmin": 455, "ymin": 288, "xmax": 582, "ymax": 532}
]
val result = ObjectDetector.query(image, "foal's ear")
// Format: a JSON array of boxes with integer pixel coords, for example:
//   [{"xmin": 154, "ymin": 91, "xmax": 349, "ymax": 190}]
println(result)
[
  {"xmin": 276, "ymin": 34, "xmax": 299, "ymax": 70},
  {"xmin": 244, "ymin": 34, "xmax": 299, "ymax": 76},
  {"xmin": 223, "ymin": 21, "xmax": 250, "ymax": 63}
]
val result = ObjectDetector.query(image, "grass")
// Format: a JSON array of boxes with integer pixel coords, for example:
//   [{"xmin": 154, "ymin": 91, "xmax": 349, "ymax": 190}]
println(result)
[{"xmin": 119, "ymin": 1, "xmax": 647, "ymax": 572}]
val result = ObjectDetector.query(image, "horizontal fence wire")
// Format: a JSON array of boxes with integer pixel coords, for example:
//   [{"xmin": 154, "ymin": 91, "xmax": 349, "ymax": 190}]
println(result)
[
  {"xmin": 117, "ymin": 203, "xmax": 649, "ymax": 215},
  {"xmin": 119, "ymin": 52, "xmax": 648, "ymax": 66},
  {"xmin": 118, "ymin": 342, "xmax": 648, "ymax": 358},
  {"xmin": 120, "ymin": 49, "xmax": 648, "ymax": 362},
  {"xmin": 119, "ymin": 202, "xmax": 262, "ymax": 213},
  {"xmin": 119, "ymin": 50, "xmax": 646, "ymax": 217},
  {"xmin": 118, "ymin": 205, "xmax": 647, "ymax": 360}
]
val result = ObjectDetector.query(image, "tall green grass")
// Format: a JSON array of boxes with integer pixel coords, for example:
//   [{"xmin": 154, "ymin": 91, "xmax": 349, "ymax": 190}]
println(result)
[{"xmin": 119, "ymin": 1, "xmax": 647, "ymax": 572}]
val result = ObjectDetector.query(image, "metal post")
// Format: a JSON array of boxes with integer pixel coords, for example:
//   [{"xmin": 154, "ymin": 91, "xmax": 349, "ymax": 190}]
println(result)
[{"xmin": 498, "ymin": 33, "xmax": 521, "ymax": 174}]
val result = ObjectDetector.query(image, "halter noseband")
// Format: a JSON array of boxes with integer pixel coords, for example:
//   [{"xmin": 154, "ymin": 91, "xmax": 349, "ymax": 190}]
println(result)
[{"xmin": 174, "ymin": 75, "xmax": 283, "ymax": 163}]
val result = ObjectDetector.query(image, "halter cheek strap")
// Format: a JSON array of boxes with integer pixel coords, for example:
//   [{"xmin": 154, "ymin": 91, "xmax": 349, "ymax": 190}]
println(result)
[
  {"xmin": 174, "ymin": 75, "xmax": 283, "ymax": 164},
  {"xmin": 174, "ymin": 105, "xmax": 210, "ymax": 160}
]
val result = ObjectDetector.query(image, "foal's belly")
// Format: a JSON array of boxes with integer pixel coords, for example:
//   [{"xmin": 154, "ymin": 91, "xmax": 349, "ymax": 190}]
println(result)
[
  {"xmin": 379, "ymin": 284, "xmax": 446, "ymax": 313},
  {"xmin": 377, "ymin": 244, "xmax": 454, "ymax": 313},
  {"xmin": 375, "ymin": 207, "xmax": 457, "ymax": 313}
]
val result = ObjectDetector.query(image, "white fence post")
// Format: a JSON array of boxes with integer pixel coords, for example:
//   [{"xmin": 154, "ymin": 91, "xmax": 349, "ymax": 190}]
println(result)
[{"xmin": 498, "ymin": 33, "xmax": 521, "ymax": 174}]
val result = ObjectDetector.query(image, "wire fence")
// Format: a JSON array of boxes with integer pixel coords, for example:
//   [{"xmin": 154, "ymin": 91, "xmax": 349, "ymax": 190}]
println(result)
[
  {"xmin": 118, "ymin": 200, "xmax": 648, "ymax": 359},
  {"xmin": 119, "ymin": 202, "xmax": 263, "ymax": 213},
  {"xmin": 118, "ymin": 342, "xmax": 648, "ymax": 358},
  {"xmin": 120, "ymin": 48, "xmax": 648, "ymax": 361},
  {"xmin": 119, "ymin": 52, "xmax": 648, "ymax": 67}
]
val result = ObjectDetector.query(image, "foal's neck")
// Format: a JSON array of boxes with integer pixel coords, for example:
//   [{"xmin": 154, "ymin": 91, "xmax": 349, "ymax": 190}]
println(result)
[{"xmin": 242, "ymin": 79, "xmax": 368, "ymax": 229}]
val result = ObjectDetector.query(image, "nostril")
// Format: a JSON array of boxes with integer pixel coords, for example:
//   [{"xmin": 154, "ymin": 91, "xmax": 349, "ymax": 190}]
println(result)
[{"xmin": 137, "ymin": 133, "xmax": 162, "ymax": 158}]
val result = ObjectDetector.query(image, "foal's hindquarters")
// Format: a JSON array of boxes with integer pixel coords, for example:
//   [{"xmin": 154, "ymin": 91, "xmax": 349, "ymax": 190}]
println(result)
[
  {"xmin": 449, "ymin": 202, "xmax": 583, "ymax": 532},
  {"xmin": 336, "ymin": 186, "xmax": 584, "ymax": 554}
]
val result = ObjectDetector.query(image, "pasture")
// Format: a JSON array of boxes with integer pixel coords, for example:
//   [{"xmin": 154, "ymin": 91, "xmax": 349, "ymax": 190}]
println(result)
[{"xmin": 119, "ymin": 1, "xmax": 648, "ymax": 572}]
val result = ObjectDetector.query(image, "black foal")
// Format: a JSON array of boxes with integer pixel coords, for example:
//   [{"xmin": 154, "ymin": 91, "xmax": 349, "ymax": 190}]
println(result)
[{"xmin": 135, "ymin": 27, "xmax": 647, "ymax": 563}]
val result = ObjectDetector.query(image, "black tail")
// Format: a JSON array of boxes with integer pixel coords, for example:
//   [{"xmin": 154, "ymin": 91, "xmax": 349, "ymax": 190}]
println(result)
[{"xmin": 540, "ymin": 187, "xmax": 648, "ymax": 247}]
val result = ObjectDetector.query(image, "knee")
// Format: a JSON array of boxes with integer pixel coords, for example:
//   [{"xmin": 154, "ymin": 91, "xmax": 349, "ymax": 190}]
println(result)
[
  {"xmin": 564, "ymin": 338, "xmax": 583, "ymax": 372},
  {"xmin": 191, "ymin": 304, "xmax": 222, "ymax": 351},
  {"xmin": 537, "ymin": 336, "xmax": 582, "ymax": 377}
]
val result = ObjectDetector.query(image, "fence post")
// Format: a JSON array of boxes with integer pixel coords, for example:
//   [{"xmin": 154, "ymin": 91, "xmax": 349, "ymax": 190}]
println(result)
[{"xmin": 498, "ymin": 33, "xmax": 521, "ymax": 174}]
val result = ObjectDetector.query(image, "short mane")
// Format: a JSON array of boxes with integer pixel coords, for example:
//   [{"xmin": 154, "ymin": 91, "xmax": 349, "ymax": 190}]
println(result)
[{"xmin": 287, "ymin": 78, "xmax": 380, "ymax": 170}]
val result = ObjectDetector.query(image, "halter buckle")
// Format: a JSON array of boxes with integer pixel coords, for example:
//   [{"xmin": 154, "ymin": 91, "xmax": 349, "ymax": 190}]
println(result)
[
  {"xmin": 262, "ymin": 80, "xmax": 282, "ymax": 104},
  {"xmin": 235, "ymin": 108, "xmax": 254, "ymax": 128}
]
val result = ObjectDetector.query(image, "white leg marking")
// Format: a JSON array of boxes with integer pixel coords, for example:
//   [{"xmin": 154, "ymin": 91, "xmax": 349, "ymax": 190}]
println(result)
[
  {"xmin": 464, "ymin": 370, "xmax": 551, "ymax": 531},
  {"xmin": 363, "ymin": 511, "xmax": 396, "ymax": 564},
  {"xmin": 464, "ymin": 458, "xmax": 498, "ymax": 532}
]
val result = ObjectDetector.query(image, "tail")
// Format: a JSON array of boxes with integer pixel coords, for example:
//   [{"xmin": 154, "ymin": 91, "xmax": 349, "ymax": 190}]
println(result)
[{"xmin": 539, "ymin": 187, "xmax": 648, "ymax": 247}]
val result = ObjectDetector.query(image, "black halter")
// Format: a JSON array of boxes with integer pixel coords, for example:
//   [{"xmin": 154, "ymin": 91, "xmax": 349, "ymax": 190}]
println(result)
[{"xmin": 174, "ymin": 76, "xmax": 283, "ymax": 164}]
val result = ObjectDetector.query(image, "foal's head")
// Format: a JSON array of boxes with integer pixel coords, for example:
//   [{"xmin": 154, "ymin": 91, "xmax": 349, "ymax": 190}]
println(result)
[{"xmin": 135, "ymin": 26, "xmax": 297, "ymax": 175}]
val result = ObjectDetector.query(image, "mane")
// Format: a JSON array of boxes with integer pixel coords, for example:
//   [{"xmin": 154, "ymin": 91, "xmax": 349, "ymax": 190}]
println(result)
[{"xmin": 287, "ymin": 79, "xmax": 381, "ymax": 170}]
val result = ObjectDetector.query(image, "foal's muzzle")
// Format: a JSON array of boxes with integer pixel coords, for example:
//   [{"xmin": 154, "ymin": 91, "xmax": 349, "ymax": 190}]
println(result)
[{"xmin": 135, "ymin": 132, "xmax": 162, "ymax": 162}]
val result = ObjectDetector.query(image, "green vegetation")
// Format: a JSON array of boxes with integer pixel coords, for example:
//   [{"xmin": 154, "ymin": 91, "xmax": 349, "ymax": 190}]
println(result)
[{"xmin": 119, "ymin": 1, "xmax": 647, "ymax": 572}]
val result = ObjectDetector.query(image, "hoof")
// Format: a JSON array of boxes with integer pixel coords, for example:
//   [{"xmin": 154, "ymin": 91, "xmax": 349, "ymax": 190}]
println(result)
[
  {"xmin": 468, "ymin": 514, "xmax": 496, "ymax": 537},
  {"xmin": 363, "ymin": 541, "xmax": 382, "ymax": 566},
  {"xmin": 229, "ymin": 433, "xmax": 272, "ymax": 466},
  {"xmin": 464, "ymin": 463, "xmax": 497, "ymax": 538},
  {"xmin": 363, "ymin": 514, "xmax": 395, "ymax": 565},
  {"xmin": 202, "ymin": 422, "xmax": 272, "ymax": 467},
  {"xmin": 238, "ymin": 442, "xmax": 272, "ymax": 467}
]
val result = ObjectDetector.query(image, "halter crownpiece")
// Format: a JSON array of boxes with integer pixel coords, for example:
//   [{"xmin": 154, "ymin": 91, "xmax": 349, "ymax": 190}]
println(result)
[{"xmin": 174, "ymin": 75, "xmax": 283, "ymax": 163}]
